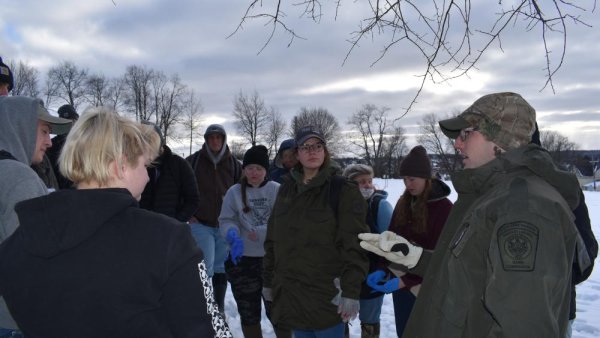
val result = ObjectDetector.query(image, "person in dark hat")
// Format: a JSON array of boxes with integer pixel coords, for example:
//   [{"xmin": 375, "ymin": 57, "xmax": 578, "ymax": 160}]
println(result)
[
  {"xmin": 0, "ymin": 57, "xmax": 14, "ymax": 96},
  {"xmin": 57, "ymin": 104, "xmax": 80, "ymax": 120},
  {"xmin": 47, "ymin": 104, "xmax": 80, "ymax": 189},
  {"xmin": 218, "ymin": 145, "xmax": 289, "ymax": 338},
  {"xmin": 263, "ymin": 125, "xmax": 369, "ymax": 338},
  {"xmin": 186, "ymin": 123, "xmax": 242, "ymax": 316},
  {"xmin": 360, "ymin": 92, "xmax": 580, "ymax": 337},
  {"xmin": 269, "ymin": 139, "xmax": 297, "ymax": 183},
  {"xmin": 138, "ymin": 121, "xmax": 200, "ymax": 223},
  {"xmin": 364, "ymin": 145, "xmax": 453, "ymax": 337}
]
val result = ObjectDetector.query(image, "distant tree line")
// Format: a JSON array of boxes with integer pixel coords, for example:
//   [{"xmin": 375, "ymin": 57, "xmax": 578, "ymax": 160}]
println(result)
[
  {"xmin": 8, "ymin": 59, "xmax": 205, "ymax": 153},
  {"xmin": 6, "ymin": 58, "xmax": 583, "ymax": 176}
]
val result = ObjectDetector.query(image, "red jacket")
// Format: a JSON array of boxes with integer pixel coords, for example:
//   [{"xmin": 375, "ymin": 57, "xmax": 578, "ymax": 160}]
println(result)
[{"xmin": 387, "ymin": 179, "xmax": 453, "ymax": 289}]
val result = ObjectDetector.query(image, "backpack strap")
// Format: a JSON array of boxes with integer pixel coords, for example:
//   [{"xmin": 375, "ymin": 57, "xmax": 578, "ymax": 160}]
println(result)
[
  {"xmin": 328, "ymin": 175, "xmax": 346, "ymax": 222},
  {"xmin": 366, "ymin": 193, "xmax": 383, "ymax": 232}
]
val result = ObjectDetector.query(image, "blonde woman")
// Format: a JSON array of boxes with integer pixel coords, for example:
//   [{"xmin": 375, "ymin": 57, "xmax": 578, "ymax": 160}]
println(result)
[{"xmin": 0, "ymin": 108, "xmax": 230, "ymax": 338}]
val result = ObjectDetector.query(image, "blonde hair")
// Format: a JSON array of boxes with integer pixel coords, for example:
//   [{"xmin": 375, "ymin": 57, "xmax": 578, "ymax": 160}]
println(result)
[{"xmin": 59, "ymin": 107, "xmax": 159, "ymax": 186}]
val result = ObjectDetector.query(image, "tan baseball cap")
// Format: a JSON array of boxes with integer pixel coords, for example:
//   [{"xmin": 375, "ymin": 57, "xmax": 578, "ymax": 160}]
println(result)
[
  {"xmin": 439, "ymin": 92, "xmax": 536, "ymax": 150},
  {"xmin": 36, "ymin": 99, "xmax": 72, "ymax": 135}
]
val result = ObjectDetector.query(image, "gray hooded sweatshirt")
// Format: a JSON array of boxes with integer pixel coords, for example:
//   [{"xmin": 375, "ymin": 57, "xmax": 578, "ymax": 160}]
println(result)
[
  {"xmin": 0, "ymin": 96, "xmax": 48, "ymax": 329},
  {"xmin": 219, "ymin": 181, "xmax": 280, "ymax": 257}
]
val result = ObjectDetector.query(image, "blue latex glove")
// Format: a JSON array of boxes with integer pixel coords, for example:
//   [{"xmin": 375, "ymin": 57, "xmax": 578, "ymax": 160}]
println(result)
[
  {"xmin": 226, "ymin": 228, "xmax": 244, "ymax": 265},
  {"xmin": 367, "ymin": 270, "xmax": 387, "ymax": 288},
  {"xmin": 367, "ymin": 270, "xmax": 400, "ymax": 293},
  {"xmin": 371, "ymin": 277, "xmax": 401, "ymax": 293}
]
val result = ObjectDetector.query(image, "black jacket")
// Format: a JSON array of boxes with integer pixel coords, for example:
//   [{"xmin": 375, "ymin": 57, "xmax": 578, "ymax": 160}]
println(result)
[
  {"xmin": 140, "ymin": 146, "xmax": 200, "ymax": 222},
  {"xmin": 570, "ymin": 190, "xmax": 598, "ymax": 319},
  {"xmin": 47, "ymin": 134, "xmax": 73, "ymax": 190},
  {"xmin": 0, "ymin": 188, "xmax": 227, "ymax": 338}
]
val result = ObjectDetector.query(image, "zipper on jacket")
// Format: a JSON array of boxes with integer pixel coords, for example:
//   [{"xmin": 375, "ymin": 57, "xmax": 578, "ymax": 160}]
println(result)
[{"xmin": 450, "ymin": 222, "xmax": 470, "ymax": 251}]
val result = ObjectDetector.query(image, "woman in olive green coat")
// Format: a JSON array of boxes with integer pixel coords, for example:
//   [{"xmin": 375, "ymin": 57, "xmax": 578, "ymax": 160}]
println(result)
[{"xmin": 262, "ymin": 126, "xmax": 369, "ymax": 338}]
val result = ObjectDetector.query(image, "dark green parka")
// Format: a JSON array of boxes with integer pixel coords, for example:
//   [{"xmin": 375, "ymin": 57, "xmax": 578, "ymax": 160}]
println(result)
[
  {"xmin": 263, "ymin": 166, "xmax": 369, "ymax": 330},
  {"xmin": 400, "ymin": 144, "xmax": 580, "ymax": 338}
]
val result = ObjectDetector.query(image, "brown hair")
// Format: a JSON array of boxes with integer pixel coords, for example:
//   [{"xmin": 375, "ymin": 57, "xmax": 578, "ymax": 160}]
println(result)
[
  {"xmin": 240, "ymin": 176, "xmax": 251, "ymax": 213},
  {"xmin": 394, "ymin": 179, "xmax": 432, "ymax": 234}
]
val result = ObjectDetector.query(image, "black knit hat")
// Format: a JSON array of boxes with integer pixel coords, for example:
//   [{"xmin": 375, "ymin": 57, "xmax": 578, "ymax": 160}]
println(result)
[
  {"xmin": 0, "ymin": 57, "xmax": 14, "ymax": 92},
  {"xmin": 243, "ymin": 145, "xmax": 270, "ymax": 171},
  {"xmin": 57, "ymin": 104, "xmax": 79, "ymax": 120},
  {"xmin": 399, "ymin": 145, "xmax": 432, "ymax": 179}
]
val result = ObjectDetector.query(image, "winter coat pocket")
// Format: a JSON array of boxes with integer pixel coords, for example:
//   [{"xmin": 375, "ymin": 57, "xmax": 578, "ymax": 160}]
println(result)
[{"xmin": 450, "ymin": 222, "xmax": 475, "ymax": 257}]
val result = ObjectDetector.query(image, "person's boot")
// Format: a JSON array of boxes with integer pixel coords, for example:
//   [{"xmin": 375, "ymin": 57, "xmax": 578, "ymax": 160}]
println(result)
[
  {"xmin": 361, "ymin": 323, "xmax": 380, "ymax": 338},
  {"xmin": 212, "ymin": 273, "xmax": 228, "ymax": 315},
  {"xmin": 241, "ymin": 323, "xmax": 263, "ymax": 338}
]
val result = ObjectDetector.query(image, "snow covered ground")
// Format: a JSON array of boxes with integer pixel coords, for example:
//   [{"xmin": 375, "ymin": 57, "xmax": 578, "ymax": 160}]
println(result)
[{"xmin": 224, "ymin": 178, "xmax": 600, "ymax": 337}]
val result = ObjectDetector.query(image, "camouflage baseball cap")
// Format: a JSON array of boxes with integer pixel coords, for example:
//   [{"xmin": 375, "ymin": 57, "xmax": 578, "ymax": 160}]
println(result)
[{"xmin": 439, "ymin": 92, "xmax": 536, "ymax": 150}]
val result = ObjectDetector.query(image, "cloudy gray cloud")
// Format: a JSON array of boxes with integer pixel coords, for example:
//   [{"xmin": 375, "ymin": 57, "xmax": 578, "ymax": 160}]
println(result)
[{"xmin": 1, "ymin": 0, "xmax": 599, "ymax": 150}]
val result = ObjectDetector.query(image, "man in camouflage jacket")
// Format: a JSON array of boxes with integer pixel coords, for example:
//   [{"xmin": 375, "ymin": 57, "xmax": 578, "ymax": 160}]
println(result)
[{"xmin": 360, "ymin": 92, "xmax": 579, "ymax": 337}]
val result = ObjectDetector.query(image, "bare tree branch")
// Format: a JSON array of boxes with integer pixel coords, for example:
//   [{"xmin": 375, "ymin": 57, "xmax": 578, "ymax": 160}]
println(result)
[
  {"xmin": 85, "ymin": 73, "xmax": 110, "ymax": 107},
  {"xmin": 232, "ymin": 90, "xmax": 272, "ymax": 146},
  {"xmin": 265, "ymin": 108, "xmax": 287, "ymax": 157},
  {"xmin": 180, "ymin": 89, "xmax": 204, "ymax": 156},
  {"xmin": 123, "ymin": 65, "xmax": 154, "ymax": 121},
  {"xmin": 46, "ymin": 61, "xmax": 89, "ymax": 109},
  {"xmin": 417, "ymin": 112, "xmax": 461, "ymax": 175},
  {"xmin": 540, "ymin": 129, "xmax": 577, "ymax": 165},
  {"xmin": 347, "ymin": 104, "xmax": 393, "ymax": 176},
  {"xmin": 9, "ymin": 60, "xmax": 41, "ymax": 98},
  {"xmin": 235, "ymin": 0, "xmax": 596, "ymax": 114}
]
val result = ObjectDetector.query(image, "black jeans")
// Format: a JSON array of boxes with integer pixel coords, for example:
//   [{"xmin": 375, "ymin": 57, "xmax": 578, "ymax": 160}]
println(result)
[{"xmin": 225, "ymin": 256, "xmax": 265, "ymax": 326}]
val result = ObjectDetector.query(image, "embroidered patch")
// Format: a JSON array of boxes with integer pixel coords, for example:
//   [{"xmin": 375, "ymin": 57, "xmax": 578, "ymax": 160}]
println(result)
[{"xmin": 497, "ymin": 222, "xmax": 539, "ymax": 271}]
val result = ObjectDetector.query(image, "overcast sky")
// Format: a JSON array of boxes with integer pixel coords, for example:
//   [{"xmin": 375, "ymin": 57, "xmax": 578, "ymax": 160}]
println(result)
[{"xmin": 2, "ymin": 0, "xmax": 600, "ymax": 150}]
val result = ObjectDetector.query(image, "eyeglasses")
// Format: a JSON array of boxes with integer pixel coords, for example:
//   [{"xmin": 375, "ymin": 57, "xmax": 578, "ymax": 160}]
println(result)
[
  {"xmin": 298, "ymin": 142, "xmax": 325, "ymax": 153},
  {"xmin": 458, "ymin": 128, "xmax": 478, "ymax": 142}
]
